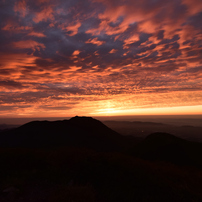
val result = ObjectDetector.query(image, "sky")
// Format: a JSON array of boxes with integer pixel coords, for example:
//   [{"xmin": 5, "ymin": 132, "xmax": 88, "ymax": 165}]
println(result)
[{"xmin": 0, "ymin": 0, "xmax": 202, "ymax": 117}]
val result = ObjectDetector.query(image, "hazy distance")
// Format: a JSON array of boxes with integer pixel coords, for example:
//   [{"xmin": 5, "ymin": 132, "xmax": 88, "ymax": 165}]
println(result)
[{"xmin": 0, "ymin": 115, "xmax": 202, "ymax": 127}]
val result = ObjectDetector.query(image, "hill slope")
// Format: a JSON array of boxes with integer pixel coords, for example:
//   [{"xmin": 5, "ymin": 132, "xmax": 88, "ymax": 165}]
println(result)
[
  {"xmin": 133, "ymin": 132, "xmax": 202, "ymax": 167},
  {"xmin": 1, "ymin": 117, "xmax": 202, "ymax": 167},
  {"xmin": 0, "ymin": 117, "xmax": 202, "ymax": 201},
  {"xmin": 0, "ymin": 116, "xmax": 136, "ymax": 152}
]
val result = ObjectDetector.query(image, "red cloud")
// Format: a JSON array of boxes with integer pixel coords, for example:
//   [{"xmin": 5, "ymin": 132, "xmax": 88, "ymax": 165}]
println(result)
[
  {"xmin": 85, "ymin": 38, "xmax": 105, "ymax": 46},
  {"xmin": 33, "ymin": 6, "xmax": 54, "ymax": 23},
  {"xmin": 59, "ymin": 22, "xmax": 81, "ymax": 36},
  {"xmin": 28, "ymin": 31, "xmax": 46, "ymax": 37},
  {"xmin": 13, "ymin": 40, "xmax": 46, "ymax": 51},
  {"xmin": 0, "ymin": 0, "xmax": 202, "ymax": 116},
  {"xmin": 14, "ymin": 0, "xmax": 28, "ymax": 17}
]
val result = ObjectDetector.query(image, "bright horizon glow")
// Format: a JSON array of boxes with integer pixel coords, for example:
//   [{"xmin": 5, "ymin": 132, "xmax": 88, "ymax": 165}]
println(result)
[
  {"xmin": 1, "ymin": 104, "xmax": 202, "ymax": 118},
  {"xmin": 90, "ymin": 105, "xmax": 202, "ymax": 116}
]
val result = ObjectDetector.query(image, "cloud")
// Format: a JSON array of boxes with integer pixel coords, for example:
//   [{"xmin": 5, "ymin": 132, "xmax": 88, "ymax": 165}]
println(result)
[
  {"xmin": 0, "ymin": 0, "xmax": 202, "ymax": 116},
  {"xmin": 59, "ymin": 22, "xmax": 81, "ymax": 36},
  {"xmin": 14, "ymin": 0, "xmax": 28, "ymax": 17},
  {"xmin": 13, "ymin": 40, "xmax": 46, "ymax": 51},
  {"xmin": 85, "ymin": 37, "xmax": 105, "ymax": 46},
  {"xmin": 33, "ymin": 6, "xmax": 54, "ymax": 23},
  {"xmin": 28, "ymin": 31, "xmax": 46, "ymax": 37},
  {"xmin": 0, "ymin": 80, "xmax": 24, "ymax": 89}
]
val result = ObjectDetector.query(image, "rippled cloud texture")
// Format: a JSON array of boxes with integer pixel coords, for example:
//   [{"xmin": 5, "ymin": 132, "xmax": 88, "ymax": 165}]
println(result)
[{"xmin": 0, "ymin": 0, "xmax": 202, "ymax": 116}]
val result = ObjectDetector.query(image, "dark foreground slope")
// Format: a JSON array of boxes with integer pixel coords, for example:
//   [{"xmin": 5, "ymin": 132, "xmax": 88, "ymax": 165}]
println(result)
[{"xmin": 0, "ymin": 117, "xmax": 202, "ymax": 202}]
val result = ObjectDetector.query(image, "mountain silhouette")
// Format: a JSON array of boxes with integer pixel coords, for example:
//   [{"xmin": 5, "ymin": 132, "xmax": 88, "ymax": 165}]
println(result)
[
  {"xmin": 133, "ymin": 132, "xmax": 202, "ymax": 167},
  {"xmin": 1, "ymin": 117, "xmax": 202, "ymax": 201},
  {"xmin": 0, "ymin": 116, "xmax": 136, "ymax": 152},
  {"xmin": 1, "ymin": 116, "xmax": 202, "ymax": 167}
]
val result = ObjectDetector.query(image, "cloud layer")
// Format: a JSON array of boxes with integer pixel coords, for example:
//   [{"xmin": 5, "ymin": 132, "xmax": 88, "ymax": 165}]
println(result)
[{"xmin": 0, "ymin": 0, "xmax": 202, "ymax": 116}]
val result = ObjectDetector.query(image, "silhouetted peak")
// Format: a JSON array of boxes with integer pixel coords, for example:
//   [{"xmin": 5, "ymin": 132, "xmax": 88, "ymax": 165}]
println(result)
[
  {"xmin": 69, "ymin": 116, "xmax": 105, "ymax": 128},
  {"xmin": 145, "ymin": 132, "xmax": 185, "ymax": 144},
  {"xmin": 70, "ymin": 116, "xmax": 96, "ymax": 122},
  {"xmin": 0, "ymin": 116, "xmax": 125, "ymax": 150}
]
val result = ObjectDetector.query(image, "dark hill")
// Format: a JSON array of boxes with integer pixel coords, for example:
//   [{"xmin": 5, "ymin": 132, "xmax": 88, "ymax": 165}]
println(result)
[
  {"xmin": 1, "ymin": 118, "xmax": 202, "ymax": 201},
  {"xmin": 0, "ymin": 116, "xmax": 136, "ymax": 152},
  {"xmin": 133, "ymin": 132, "xmax": 202, "ymax": 167},
  {"xmin": 1, "ymin": 117, "xmax": 202, "ymax": 167}
]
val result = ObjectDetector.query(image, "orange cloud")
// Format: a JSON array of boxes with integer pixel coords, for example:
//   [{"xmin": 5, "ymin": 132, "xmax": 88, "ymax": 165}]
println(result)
[
  {"xmin": 109, "ymin": 49, "xmax": 117, "ymax": 54},
  {"xmin": 13, "ymin": 40, "xmax": 46, "ymax": 51},
  {"xmin": 85, "ymin": 38, "xmax": 105, "ymax": 46},
  {"xmin": 182, "ymin": 0, "xmax": 202, "ymax": 15},
  {"xmin": 72, "ymin": 50, "xmax": 80, "ymax": 56},
  {"xmin": 14, "ymin": 0, "xmax": 28, "ymax": 17},
  {"xmin": 2, "ymin": 22, "xmax": 31, "ymax": 32},
  {"xmin": 28, "ymin": 31, "xmax": 46, "ymax": 37},
  {"xmin": 33, "ymin": 6, "xmax": 54, "ymax": 23},
  {"xmin": 60, "ymin": 22, "xmax": 81, "ymax": 36},
  {"xmin": 0, "ymin": 0, "xmax": 202, "ymax": 117}
]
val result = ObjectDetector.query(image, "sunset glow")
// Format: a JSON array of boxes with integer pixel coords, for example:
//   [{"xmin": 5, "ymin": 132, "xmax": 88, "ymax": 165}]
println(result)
[{"xmin": 0, "ymin": 0, "xmax": 202, "ymax": 117}]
